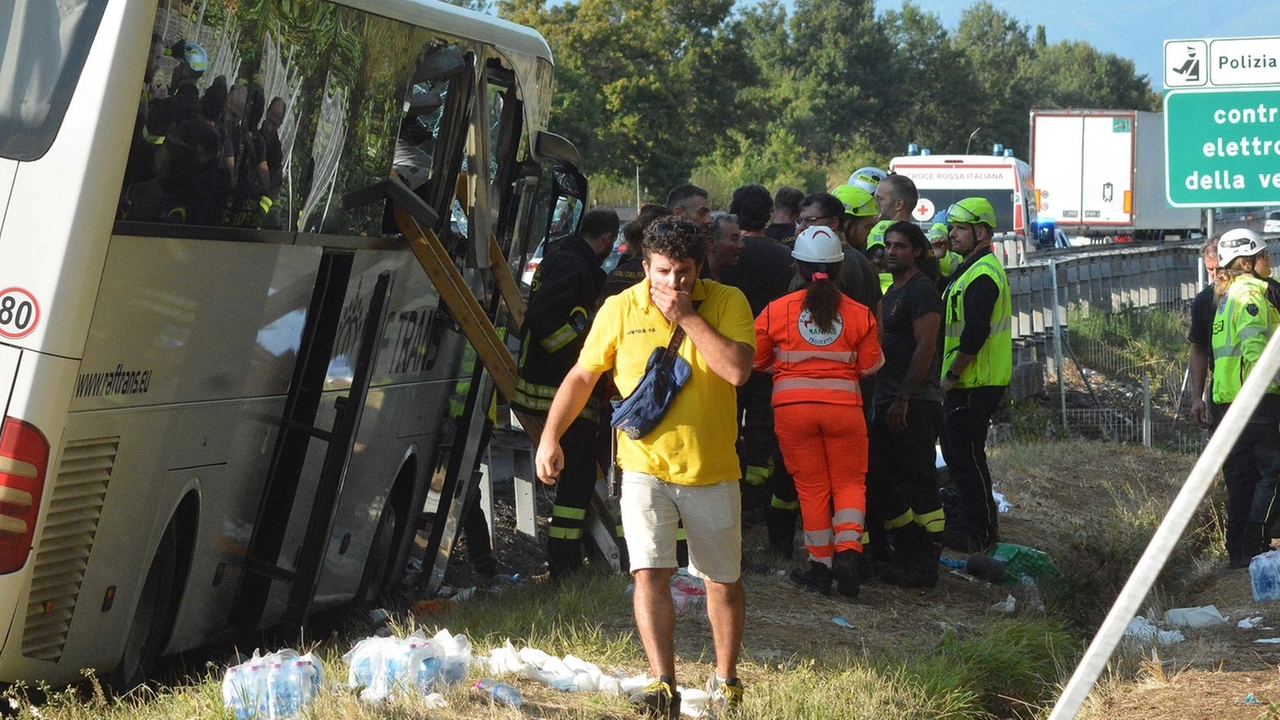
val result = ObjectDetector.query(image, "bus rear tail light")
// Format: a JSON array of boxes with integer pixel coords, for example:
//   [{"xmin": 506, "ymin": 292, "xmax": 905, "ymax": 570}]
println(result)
[{"xmin": 0, "ymin": 418, "xmax": 49, "ymax": 574}]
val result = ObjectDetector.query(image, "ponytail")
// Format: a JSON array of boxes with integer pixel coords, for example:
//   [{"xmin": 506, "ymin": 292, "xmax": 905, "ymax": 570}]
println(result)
[{"xmin": 799, "ymin": 260, "xmax": 842, "ymax": 332}]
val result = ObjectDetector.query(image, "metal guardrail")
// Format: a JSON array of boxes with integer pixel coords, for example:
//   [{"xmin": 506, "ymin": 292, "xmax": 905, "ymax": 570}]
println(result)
[{"xmin": 982, "ymin": 236, "xmax": 1204, "ymax": 343}]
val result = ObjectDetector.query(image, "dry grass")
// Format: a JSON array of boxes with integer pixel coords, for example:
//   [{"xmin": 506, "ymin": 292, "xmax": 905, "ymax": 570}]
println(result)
[{"xmin": 17, "ymin": 439, "xmax": 1272, "ymax": 719}]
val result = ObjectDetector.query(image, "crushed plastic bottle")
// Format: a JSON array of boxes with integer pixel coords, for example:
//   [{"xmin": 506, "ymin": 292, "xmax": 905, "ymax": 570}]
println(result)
[
  {"xmin": 476, "ymin": 678, "xmax": 522, "ymax": 708},
  {"xmin": 1018, "ymin": 574, "xmax": 1045, "ymax": 613},
  {"xmin": 1251, "ymin": 548, "xmax": 1280, "ymax": 602}
]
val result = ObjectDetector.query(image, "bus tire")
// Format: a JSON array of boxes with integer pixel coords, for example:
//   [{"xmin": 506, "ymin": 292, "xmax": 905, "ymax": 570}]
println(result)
[
  {"xmin": 109, "ymin": 520, "xmax": 178, "ymax": 691},
  {"xmin": 354, "ymin": 499, "xmax": 403, "ymax": 608}
]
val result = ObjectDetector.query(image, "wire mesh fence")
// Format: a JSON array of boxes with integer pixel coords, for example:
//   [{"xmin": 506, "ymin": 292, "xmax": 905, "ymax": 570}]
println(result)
[{"xmin": 1002, "ymin": 241, "xmax": 1215, "ymax": 453}]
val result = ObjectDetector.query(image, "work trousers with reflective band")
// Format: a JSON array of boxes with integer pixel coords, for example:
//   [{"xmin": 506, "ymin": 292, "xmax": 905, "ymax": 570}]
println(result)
[
  {"xmin": 547, "ymin": 420, "xmax": 604, "ymax": 575},
  {"xmin": 941, "ymin": 385, "xmax": 1005, "ymax": 542},
  {"xmin": 868, "ymin": 399, "xmax": 945, "ymax": 534},
  {"xmin": 1220, "ymin": 412, "xmax": 1280, "ymax": 564},
  {"xmin": 774, "ymin": 402, "xmax": 868, "ymax": 565}
]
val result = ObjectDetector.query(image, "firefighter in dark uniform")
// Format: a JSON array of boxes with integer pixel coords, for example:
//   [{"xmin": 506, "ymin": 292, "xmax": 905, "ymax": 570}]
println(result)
[{"xmin": 514, "ymin": 208, "xmax": 621, "ymax": 579}]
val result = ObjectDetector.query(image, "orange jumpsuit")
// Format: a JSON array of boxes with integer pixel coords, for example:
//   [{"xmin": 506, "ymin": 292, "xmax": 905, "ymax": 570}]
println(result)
[{"xmin": 753, "ymin": 290, "xmax": 882, "ymax": 565}]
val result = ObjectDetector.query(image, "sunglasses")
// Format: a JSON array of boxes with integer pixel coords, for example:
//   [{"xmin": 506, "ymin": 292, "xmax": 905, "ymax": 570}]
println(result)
[
  {"xmin": 795, "ymin": 214, "xmax": 834, "ymax": 227},
  {"xmin": 844, "ymin": 195, "xmax": 878, "ymax": 217},
  {"xmin": 945, "ymin": 203, "xmax": 981, "ymax": 225}
]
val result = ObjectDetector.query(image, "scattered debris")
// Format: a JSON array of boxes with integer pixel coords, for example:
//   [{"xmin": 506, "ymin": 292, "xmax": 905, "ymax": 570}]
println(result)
[
  {"xmin": 1123, "ymin": 615, "xmax": 1184, "ymax": 645},
  {"xmin": 992, "ymin": 490, "xmax": 1012, "ymax": 514},
  {"xmin": 991, "ymin": 595, "xmax": 1017, "ymax": 614},
  {"xmin": 483, "ymin": 640, "xmax": 621, "ymax": 693},
  {"xmin": 1163, "ymin": 605, "xmax": 1229, "ymax": 629},
  {"xmin": 1238, "ymin": 616, "xmax": 1265, "ymax": 629},
  {"xmin": 832, "ymin": 617, "xmax": 855, "ymax": 629}
]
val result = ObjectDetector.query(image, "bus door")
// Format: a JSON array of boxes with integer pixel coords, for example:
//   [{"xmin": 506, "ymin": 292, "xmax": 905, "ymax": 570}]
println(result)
[{"xmin": 231, "ymin": 40, "xmax": 477, "ymax": 630}]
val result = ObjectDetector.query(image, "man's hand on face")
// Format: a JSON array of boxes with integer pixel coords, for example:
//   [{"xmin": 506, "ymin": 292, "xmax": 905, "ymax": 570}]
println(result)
[{"xmin": 650, "ymin": 278, "xmax": 694, "ymax": 324}]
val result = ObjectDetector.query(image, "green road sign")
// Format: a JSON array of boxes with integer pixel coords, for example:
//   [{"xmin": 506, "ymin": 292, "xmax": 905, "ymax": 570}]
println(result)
[{"xmin": 1165, "ymin": 86, "xmax": 1280, "ymax": 207}]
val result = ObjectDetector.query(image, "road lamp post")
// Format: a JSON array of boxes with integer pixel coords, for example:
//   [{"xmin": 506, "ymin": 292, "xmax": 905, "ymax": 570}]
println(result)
[{"xmin": 965, "ymin": 127, "xmax": 981, "ymax": 155}]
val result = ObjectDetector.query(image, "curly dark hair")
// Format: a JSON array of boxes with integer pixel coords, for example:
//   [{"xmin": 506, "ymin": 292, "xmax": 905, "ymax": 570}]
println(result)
[
  {"xmin": 642, "ymin": 216, "xmax": 706, "ymax": 267},
  {"xmin": 729, "ymin": 184, "xmax": 773, "ymax": 232}
]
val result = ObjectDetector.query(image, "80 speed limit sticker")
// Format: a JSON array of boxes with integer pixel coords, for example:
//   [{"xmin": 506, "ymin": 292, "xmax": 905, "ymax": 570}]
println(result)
[{"xmin": 0, "ymin": 288, "xmax": 40, "ymax": 339}]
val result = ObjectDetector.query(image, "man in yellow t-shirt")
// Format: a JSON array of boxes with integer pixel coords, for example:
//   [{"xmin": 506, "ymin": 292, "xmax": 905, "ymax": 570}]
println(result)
[{"xmin": 536, "ymin": 217, "xmax": 754, "ymax": 718}]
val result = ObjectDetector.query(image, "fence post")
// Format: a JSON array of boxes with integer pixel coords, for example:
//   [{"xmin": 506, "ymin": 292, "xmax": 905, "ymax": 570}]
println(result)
[
  {"xmin": 1050, "ymin": 259, "xmax": 1067, "ymax": 429},
  {"xmin": 1143, "ymin": 373, "xmax": 1152, "ymax": 448}
]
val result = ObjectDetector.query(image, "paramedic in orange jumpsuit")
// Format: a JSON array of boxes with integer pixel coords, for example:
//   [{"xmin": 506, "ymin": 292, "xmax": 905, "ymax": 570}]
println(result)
[{"xmin": 753, "ymin": 225, "xmax": 883, "ymax": 598}]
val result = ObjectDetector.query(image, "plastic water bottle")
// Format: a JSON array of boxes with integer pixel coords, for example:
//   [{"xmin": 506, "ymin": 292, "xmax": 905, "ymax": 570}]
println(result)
[
  {"xmin": 350, "ymin": 651, "xmax": 376, "ymax": 689},
  {"xmin": 417, "ymin": 653, "xmax": 441, "ymax": 691},
  {"xmin": 300, "ymin": 657, "xmax": 321, "ymax": 701},
  {"xmin": 247, "ymin": 659, "xmax": 270, "ymax": 719},
  {"xmin": 476, "ymin": 678, "xmax": 522, "ymax": 708},
  {"xmin": 223, "ymin": 666, "xmax": 253, "ymax": 720},
  {"xmin": 384, "ymin": 642, "xmax": 411, "ymax": 694},
  {"xmin": 269, "ymin": 660, "xmax": 301, "ymax": 718},
  {"xmin": 1251, "ymin": 550, "xmax": 1280, "ymax": 601}
]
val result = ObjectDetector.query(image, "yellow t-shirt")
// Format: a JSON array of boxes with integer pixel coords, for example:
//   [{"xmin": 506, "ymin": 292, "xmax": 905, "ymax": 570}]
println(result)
[{"xmin": 579, "ymin": 277, "xmax": 754, "ymax": 486}]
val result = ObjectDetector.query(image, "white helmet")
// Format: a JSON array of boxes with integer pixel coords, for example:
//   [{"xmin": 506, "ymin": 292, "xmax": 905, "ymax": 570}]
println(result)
[
  {"xmin": 847, "ymin": 166, "xmax": 887, "ymax": 194},
  {"xmin": 792, "ymin": 226, "xmax": 844, "ymax": 263},
  {"xmin": 1218, "ymin": 228, "xmax": 1267, "ymax": 267}
]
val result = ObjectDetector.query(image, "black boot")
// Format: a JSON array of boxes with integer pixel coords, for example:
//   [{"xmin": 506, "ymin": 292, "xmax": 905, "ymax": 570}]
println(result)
[
  {"xmin": 790, "ymin": 560, "xmax": 833, "ymax": 595},
  {"xmin": 832, "ymin": 550, "xmax": 861, "ymax": 598},
  {"xmin": 547, "ymin": 537, "xmax": 583, "ymax": 582},
  {"xmin": 767, "ymin": 506, "xmax": 798, "ymax": 559},
  {"xmin": 881, "ymin": 526, "xmax": 941, "ymax": 589}
]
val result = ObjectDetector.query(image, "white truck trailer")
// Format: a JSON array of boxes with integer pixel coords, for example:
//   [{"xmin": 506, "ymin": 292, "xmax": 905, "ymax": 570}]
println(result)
[{"xmin": 1030, "ymin": 109, "xmax": 1202, "ymax": 244}]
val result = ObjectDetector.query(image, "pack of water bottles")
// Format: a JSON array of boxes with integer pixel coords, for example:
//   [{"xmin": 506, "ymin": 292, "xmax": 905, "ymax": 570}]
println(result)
[
  {"xmin": 1251, "ymin": 548, "xmax": 1280, "ymax": 602},
  {"xmin": 222, "ymin": 649, "xmax": 325, "ymax": 720},
  {"xmin": 343, "ymin": 628, "xmax": 472, "ymax": 702}
]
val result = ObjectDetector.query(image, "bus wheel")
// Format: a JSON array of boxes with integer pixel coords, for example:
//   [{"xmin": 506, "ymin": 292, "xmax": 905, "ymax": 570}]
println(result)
[
  {"xmin": 355, "ymin": 501, "xmax": 403, "ymax": 607},
  {"xmin": 109, "ymin": 522, "xmax": 178, "ymax": 691}
]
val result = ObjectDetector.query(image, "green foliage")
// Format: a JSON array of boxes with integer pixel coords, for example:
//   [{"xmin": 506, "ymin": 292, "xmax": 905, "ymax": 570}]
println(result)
[
  {"xmin": 933, "ymin": 618, "xmax": 1076, "ymax": 717},
  {"xmin": 501, "ymin": 0, "xmax": 1156, "ymax": 194},
  {"xmin": 1067, "ymin": 304, "xmax": 1190, "ymax": 402},
  {"xmin": 500, "ymin": 0, "xmax": 754, "ymax": 193},
  {"xmin": 690, "ymin": 126, "xmax": 829, "ymax": 204}
]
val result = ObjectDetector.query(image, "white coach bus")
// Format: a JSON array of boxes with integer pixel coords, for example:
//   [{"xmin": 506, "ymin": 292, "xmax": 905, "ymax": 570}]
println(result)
[{"xmin": 0, "ymin": 0, "xmax": 584, "ymax": 686}]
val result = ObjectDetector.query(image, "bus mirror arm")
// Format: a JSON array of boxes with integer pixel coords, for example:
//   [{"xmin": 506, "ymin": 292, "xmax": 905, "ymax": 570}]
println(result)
[{"xmin": 342, "ymin": 174, "xmax": 441, "ymax": 229}]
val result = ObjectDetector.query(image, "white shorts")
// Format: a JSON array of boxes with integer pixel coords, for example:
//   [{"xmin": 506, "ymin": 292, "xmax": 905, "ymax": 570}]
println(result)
[{"xmin": 620, "ymin": 471, "xmax": 742, "ymax": 583}]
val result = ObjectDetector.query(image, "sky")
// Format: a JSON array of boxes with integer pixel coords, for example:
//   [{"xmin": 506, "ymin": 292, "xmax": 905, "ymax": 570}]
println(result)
[{"xmin": 776, "ymin": 0, "xmax": 1280, "ymax": 90}]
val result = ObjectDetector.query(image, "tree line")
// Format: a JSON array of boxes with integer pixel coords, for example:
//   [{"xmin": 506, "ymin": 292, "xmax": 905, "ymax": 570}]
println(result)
[{"xmin": 495, "ymin": 0, "xmax": 1159, "ymax": 204}]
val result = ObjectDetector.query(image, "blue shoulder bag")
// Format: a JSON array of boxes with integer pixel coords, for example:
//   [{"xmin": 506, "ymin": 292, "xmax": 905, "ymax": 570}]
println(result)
[{"xmin": 610, "ymin": 316, "xmax": 695, "ymax": 440}]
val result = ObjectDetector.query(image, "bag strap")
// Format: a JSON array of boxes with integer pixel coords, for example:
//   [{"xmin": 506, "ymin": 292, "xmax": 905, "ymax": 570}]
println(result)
[{"xmin": 660, "ymin": 299, "xmax": 702, "ymax": 364}]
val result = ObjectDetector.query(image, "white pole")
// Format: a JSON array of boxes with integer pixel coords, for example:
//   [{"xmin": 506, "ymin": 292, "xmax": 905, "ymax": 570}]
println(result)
[
  {"xmin": 635, "ymin": 165, "xmax": 641, "ymax": 212},
  {"xmin": 1050, "ymin": 259, "xmax": 1067, "ymax": 428},
  {"xmin": 1049, "ymin": 328, "xmax": 1280, "ymax": 718}
]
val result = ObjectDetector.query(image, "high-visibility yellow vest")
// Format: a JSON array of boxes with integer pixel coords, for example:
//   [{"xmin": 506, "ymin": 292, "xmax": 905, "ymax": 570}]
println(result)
[
  {"xmin": 1212, "ymin": 274, "xmax": 1280, "ymax": 404},
  {"xmin": 942, "ymin": 252, "xmax": 1012, "ymax": 388},
  {"xmin": 939, "ymin": 251, "xmax": 962, "ymax": 277}
]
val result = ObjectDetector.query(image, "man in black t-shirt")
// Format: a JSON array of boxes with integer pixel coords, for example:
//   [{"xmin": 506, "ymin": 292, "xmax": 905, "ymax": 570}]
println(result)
[
  {"xmin": 1188, "ymin": 238, "xmax": 1221, "ymax": 430},
  {"xmin": 720, "ymin": 185, "xmax": 798, "ymax": 531},
  {"xmin": 764, "ymin": 185, "xmax": 803, "ymax": 245},
  {"xmin": 866, "ymin": 222, "xmax": 946, "ymax": 588}
]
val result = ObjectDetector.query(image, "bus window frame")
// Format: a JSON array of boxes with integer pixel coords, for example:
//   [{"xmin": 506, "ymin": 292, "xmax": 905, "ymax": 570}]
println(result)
[
  {"xmin": 0, "ymin": 0, "xmax": 109, "ymax": 162},
  {"xmin": 485, "ymin": 61, "xmax": 524, "ymax": 257},
  {"xmin": 415, "ymin": 48, "xmax": 475, "ymax": 238}
]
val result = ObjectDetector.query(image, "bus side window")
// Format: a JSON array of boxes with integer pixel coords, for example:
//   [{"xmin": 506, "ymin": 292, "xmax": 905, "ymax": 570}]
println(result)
[
  {"xmin": 401, "ymin": 45, "xmax": 473, "ymax": 239},
  {"xmin": 485, "ymin": 61, "xmax": 524, "ymax": 256}
]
